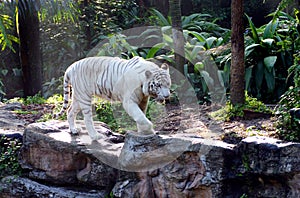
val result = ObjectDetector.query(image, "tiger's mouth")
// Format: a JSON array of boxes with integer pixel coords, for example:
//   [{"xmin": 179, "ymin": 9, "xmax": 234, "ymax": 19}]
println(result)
[
  {"xmin": 154, "ymin": 94, "xmax": 169, "ymax": 104},
  {"xmin": 149, "ymin": 88, "xmax": 170, "ymax": 103}
]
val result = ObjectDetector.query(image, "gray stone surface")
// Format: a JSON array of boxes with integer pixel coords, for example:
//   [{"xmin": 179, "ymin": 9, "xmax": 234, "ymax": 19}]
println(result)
[
  {"xmin": 18, "ymin": 121, "xmax": 120, "ymax": 191},
  {"xmin": 0, "ymin": 102, "xmax": 25, "ymax": 137},
  {"xmin": 1, "ymin": 120, "xmax": 300, "ymax": 197},
  {"xmin": 0, "ymin": 176, "xmax": 106, "ymax": 198}
]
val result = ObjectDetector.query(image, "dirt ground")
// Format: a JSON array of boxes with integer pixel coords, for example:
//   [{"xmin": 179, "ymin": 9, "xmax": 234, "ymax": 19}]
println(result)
[{"xmin": 14, "ymin": 102, "xmax": 279, "ymax": 145}]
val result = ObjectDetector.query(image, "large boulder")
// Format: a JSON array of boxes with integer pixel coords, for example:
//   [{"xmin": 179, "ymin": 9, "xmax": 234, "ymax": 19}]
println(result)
[
  {"xmin": 0, "ymin": 102, "xmax": 25, "ymax": 139},
  {"xmin": 0, "ymin": 176, "xmax": 105, "ymax": 198},
  {"xmin": 18, "ymin": 121, "xmax": 122, "ymax": 191},
  {"xmin": 1, "ymin": 120, "xmax": 300, "ymax": 197}
]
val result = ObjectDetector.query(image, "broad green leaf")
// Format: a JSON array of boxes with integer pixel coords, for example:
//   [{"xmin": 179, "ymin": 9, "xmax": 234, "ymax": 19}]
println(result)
[
  {"xmin": 263, "ymin": 18, "xmax": 279, "ymax": 39},
  {"xmin": 216, "ymin": 37, "xmax": 224, "ymax": 46},
  {"xmin": 142, "ymin": 35, "xmax": 162, "ymax": 44},
  {"xmin": 264, "ymin": 67, "xmax": 275, "ymax": 92},
  {"xmin": 263, "ymin": 56, "xmax": 277, "ymax": 72},
  {"xmin": 161, "ymin": 26, "xmax": 172, "ymax": 33},
  {"xmin": 245, "ymin": 14, "xmax": 260, "ymax": 44},
  {"xmin": 194, "ymin": 62, "xmax": 204, "ymax": 72},
  {"xmin": 200, "ymin": 71, "xmax": 214, "ymax": 87},
  {"xmin": 221, "ymin": 63, "xmax": 230, "ymax": 88},
  {"xmin": 255, "ymin": 60, "xmax": 264, "ymax": 91},
  {"xmin": 191, "ymin": 45, "xmax": 205, "ymax": 58},
  {"xmin": 1, "ymin": 69, "xmax": 8, "ymax": 76},
  {"xmin": 205, "ymin": 36, "xmax": 217, "ymax": 49},
  {"xmin": 217, "ymin": 70, "xmax": 225, "ymax": 87},
  {"xmin": 146, "ymin": 43, "xmax": 165, "ymax": 59},
  {"xmin": 245, "ymin": 44, "xmax": 260, "ymax": 57},
  {"xmin": 245, "ymin": 67, "xmax": 253, "ymax": 91},
  {"xmin": 149, "ymin": 8, "xmax": 170, "ymax": 26},
  {"xmin": 262, "ymin": 38, "xmax": 275, "ymax": 48},
  {"xmin": 188, "ymin": 31, "xmax": 206, "ymax": 42},
  {"xmin": 163, "ymin": 34, "xmax": 173, "ymax": 44},
  {"xmin": 139, "ymin": 28, "xmax": 161, "ymax": 38}
]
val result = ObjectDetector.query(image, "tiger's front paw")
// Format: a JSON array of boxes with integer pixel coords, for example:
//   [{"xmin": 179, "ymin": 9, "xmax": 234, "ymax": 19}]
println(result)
[
  {"xmin": 137, "ymin": 122, "xmax": 154, "ymax": 135},
  {"xmin": 70, "ymin": 128, "xmax": 81, "ymax": 135},
  {"xmin": 90, "ymin": 133, "xmax": 106, "ymax": 141},
  {"xmin": 138, "ymin": 130, "xmax": 155, "ymax": 136},
  {"xmin": 137, "ymin": 125, "xmax": 155, "ymax": 135}
]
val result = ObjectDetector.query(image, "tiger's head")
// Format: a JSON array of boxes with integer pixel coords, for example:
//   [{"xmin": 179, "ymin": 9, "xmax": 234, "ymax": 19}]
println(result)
[{"xmin": 144, "ymin": 63, "xmax": 171, "ymax": 103}]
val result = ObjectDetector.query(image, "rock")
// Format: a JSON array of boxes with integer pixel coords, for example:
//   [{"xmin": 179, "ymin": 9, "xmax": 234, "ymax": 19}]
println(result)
[
  {"xmin": 114, "ymin": 136, "xmax": 234, "ymax": 197},
  {"xmin": 115, "ymin": 136, "xmax": 300, "ymax": 197},
  {"xmin": 18, "ymin": 120, "xmax": 120, "ymax": 192},
  {"xmin": 0, "ymin": 102, "xmax": 24, "ymax": 139},
  {"xmin": 222, "ymin": 136, "xmax": 300, "ymax": 198},
  {"xmin": 118, "ymin": 132, "xmax": 192, "ymax": 172},
  {"xmin": 236, "ymin": 136, "xmax": 300, "ymax": 175},
  {"xmin": 2, "ymin": 120, "xmax": 299, "ymax": 197},
  {"xmin": 0, "ymin": 176, "xmax": 106, "ymax": 198}
]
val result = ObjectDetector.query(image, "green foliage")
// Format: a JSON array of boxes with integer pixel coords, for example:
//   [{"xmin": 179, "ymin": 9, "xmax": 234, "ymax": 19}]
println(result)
[
  {"xmin": 210, "ymin": 93, "xmax": 272, "ymax": 121},
  {"xmin": 148, "ymin": 9, "xmax": 229, "ymax": 38},
  {"xmin": 276, "ymin": 52, "xmax": 300, "ymax": 142},
  {"xmin": 0, "ymin": 68, "xmax": 8, "ymax": 98},
  {"xmin": 42, "ymin": 94, "xmax": 65, "ymax": 121},
  {"xmin": 0, "ymin": 14, "xmax": 19, "ymax": 52},
  {"xmin": 0, "ymin": 136, "xmax": 23, "ymax": 178},
  {"xmin": 0, "ymin": 1, "xmax": 19, "ymax": 52},
  {"xmin": 245, "ymin": 11, "xmax": 298, "ymax": 101},
  {"xmin": 276, "ymin": 87, "xmax": 300, "ymax": 141},
  {"xmin": 95, "ymin": 99, "xmax": 122, "ymax": 133},
  {"xmin": 93, "ymin": 10, "xmax": 230, "ymax": 103},
  {"xmin": 105, "ymin": 191, "xmax": 114, "ymax": 198},
  {"xmin": 39, "ymin": 0, "xmax": 79, "ymax": 24},
  {"xmin": 81, "ymin": 0, "xmax": 140, "ymax": 46},
  {"xmin": 240, "ymin": 194, "xmax": 249, "ymax": 198},
  {"xmin": 43, "ymin": 77, "xmax": 63, "ymax": 99},
  {"xmin": 218, "ymin": 10, "xmax": 299, "ymax": 102},
  {"xmin": 7, "ymin": 93, "xmax": 46, "ymax": 105},
  {"xmin": 94, "ymin": 98, "xmax": 166, "ymax": 133},
  {"xmin": 40, "ymin": 1, "xmax": 85, "ymax": 96}
]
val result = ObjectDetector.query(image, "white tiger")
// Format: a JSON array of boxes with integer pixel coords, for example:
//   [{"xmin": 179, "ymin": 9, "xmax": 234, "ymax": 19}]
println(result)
[{"xmin": 55, "ymin": 56, "xmax": 171, "ymax": 140}]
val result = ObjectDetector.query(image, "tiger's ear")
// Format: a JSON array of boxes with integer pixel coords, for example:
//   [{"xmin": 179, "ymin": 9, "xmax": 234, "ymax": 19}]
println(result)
[
  {"xmin": 161, "ymin": 63, "xmax": 169, "ymax": 71},
  {"xmin": 145, "ymin": 70, "xmax": 153, "ymax": 79}
]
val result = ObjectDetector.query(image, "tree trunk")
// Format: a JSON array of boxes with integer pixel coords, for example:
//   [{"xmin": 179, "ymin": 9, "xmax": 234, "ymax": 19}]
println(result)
[
  {"xmin": 18, "ymin": 0, "xmax": 42, "ymax": 97},
  {"xmin": 230, "ymin": 0, "xmax": 245, "ymax": 105},
  {"xmin": 169, "ymin": 0, "xmax": 185, "ymax": 74}
]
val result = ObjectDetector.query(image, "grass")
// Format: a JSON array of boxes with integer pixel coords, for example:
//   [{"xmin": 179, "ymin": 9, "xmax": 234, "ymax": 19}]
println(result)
[{"xmin": 210, "ymin": 93, "xmax": 273, "ymax": 121}]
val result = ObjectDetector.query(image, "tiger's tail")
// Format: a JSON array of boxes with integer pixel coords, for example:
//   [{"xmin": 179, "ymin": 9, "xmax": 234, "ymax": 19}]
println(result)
[{"xmin": 54, "ymin": 73, "xmax": 71, "ymax": 119}]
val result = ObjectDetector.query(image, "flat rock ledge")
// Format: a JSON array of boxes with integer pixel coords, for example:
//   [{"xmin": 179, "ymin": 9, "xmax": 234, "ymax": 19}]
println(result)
[{"xmin": 1, "ymin": 120, "xmax": 300, "ymax": 198}]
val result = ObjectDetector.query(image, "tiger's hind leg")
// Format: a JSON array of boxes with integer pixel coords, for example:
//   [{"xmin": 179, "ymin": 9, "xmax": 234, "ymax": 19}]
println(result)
[
  {"xmin": 80, "ymin": 102, "xmax": 106, "ymax": 141},
  {"xmin": 67, "ymin": 99, "xmax": 81, "ymax": 135}
]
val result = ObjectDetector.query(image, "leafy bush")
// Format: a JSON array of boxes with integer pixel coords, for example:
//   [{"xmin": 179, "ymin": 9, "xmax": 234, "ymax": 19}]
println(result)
[
  {"xmin": 0, "ymin": 6, "xmax": 19, "ymax": 52},
  {"xmin": 80, "ymin": 0, "xmax": 140, "ymax": 47},
  {"xmin": 95, "ymin": 99, "xmax": 122, "ymax": 133},
  {"xmin": 92, "ymin": 10, "xmax": 230, "ymax": 104},
  {"xmin": 0, "ymin": 135, "xmax": 22, "ymax": 178},
  {"xmin": 7, "ymin": 93, "xmax": 46, "ymax": 105},
  {"xmin": 219, "ymin": 10, "xmax": 299, "ymax": 102},
  {"xmin": 148, "ymin": 9, "xmax": 229, "ymax": 38},
  {"xmin": 210, "ymin": 93, "xmax": 272, "ymax": 121},
  {"xmin": 276, "ymin": 52, "xmax": 300, "ymax": 142}
]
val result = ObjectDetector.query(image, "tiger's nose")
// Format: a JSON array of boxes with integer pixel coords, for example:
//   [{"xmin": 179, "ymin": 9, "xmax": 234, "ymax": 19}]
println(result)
[{"xmin": 163, "ymin": 91, "xmax": 170, "ymax": 99}]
